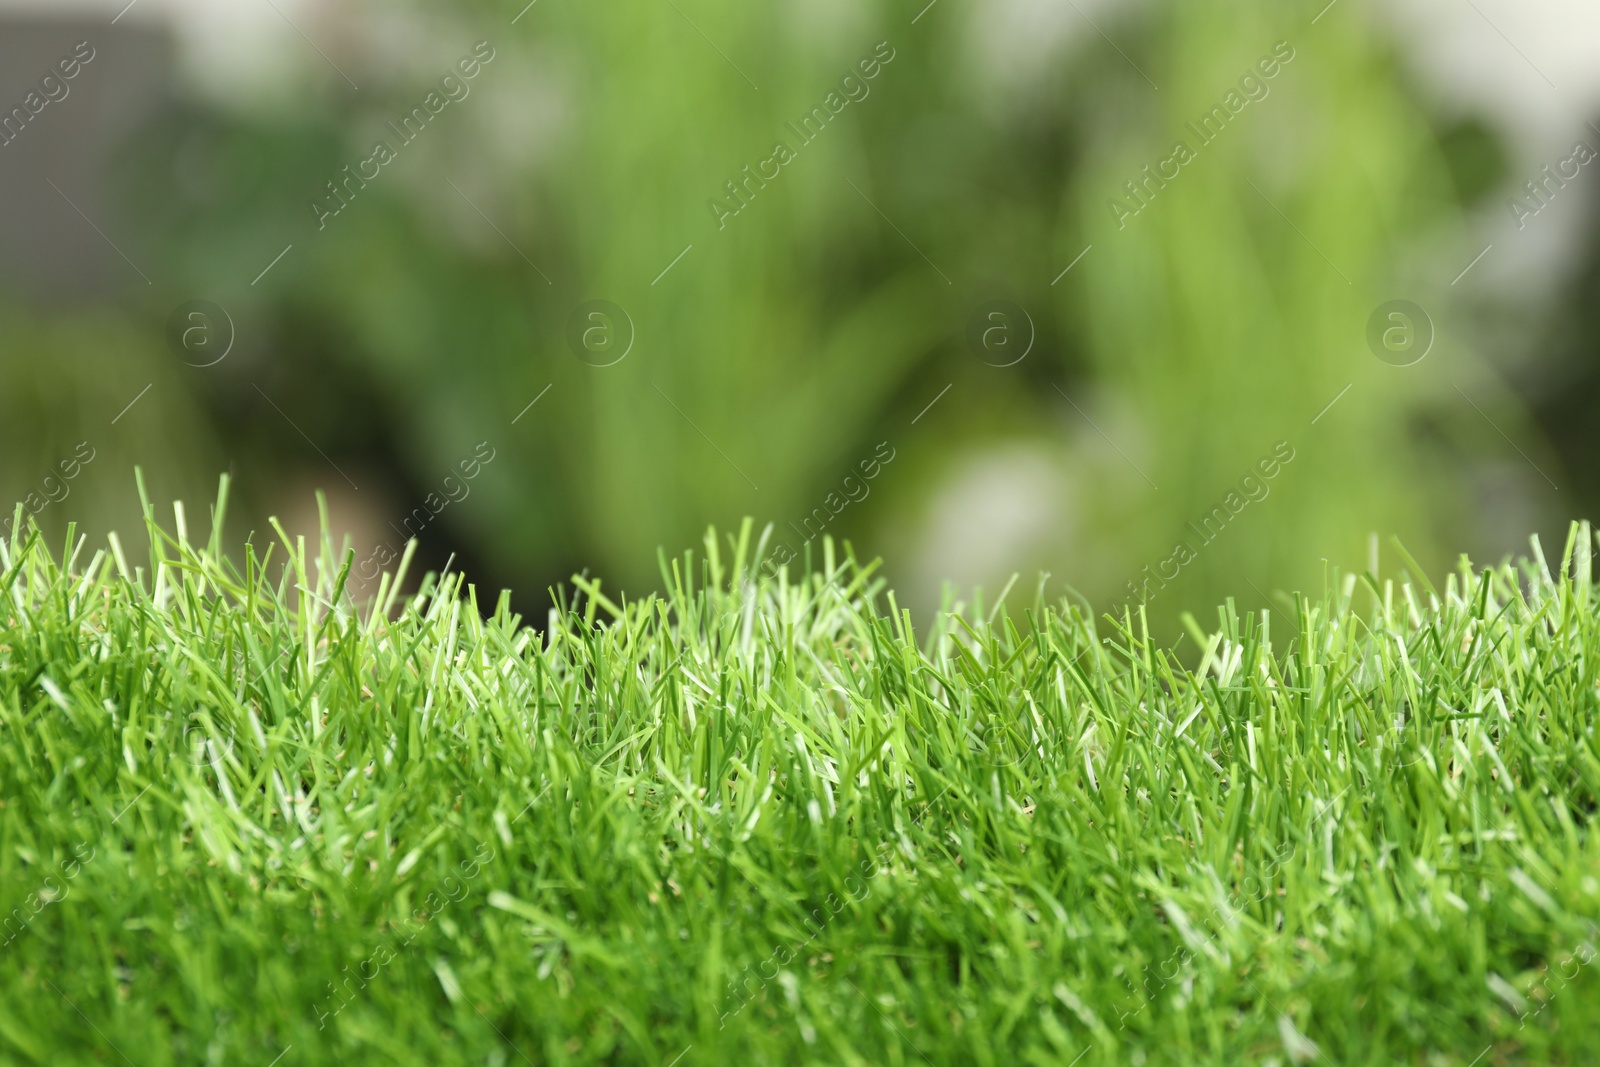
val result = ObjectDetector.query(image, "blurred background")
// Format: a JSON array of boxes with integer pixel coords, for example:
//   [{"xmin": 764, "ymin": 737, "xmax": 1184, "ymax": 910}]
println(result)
[{"xmin": 1, "ymin": 0, "xmax": 1597, "ymax": 633}]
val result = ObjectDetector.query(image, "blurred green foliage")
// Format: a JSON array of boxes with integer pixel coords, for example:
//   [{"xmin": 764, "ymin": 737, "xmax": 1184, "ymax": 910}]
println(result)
[
  {"xmin": 0, "ymin": 0, "xmax": 1567, "ymax": 624},
  {"xmin": 1065, "ymin": 3, "xmax": 1461, "ymax": 619}
]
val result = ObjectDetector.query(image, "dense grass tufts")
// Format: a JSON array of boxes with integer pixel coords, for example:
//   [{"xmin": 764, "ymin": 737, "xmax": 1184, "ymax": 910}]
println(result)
[{"xmin": 1, "ymin": 479, "xmax": 1598, "ymax": 1065}]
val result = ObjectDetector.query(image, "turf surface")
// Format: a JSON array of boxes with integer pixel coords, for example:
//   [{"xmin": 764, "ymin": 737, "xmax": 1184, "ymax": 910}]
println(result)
[{"xmin": 1, "ymin": 482, "xmax": 1598, "ymax": 1065}]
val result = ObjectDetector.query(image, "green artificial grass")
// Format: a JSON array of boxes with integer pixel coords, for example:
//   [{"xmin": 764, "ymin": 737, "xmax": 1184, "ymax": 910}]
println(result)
[{"xmin": 2, "ymin": 478, "xmax": 1598, "ymax": 1066}]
